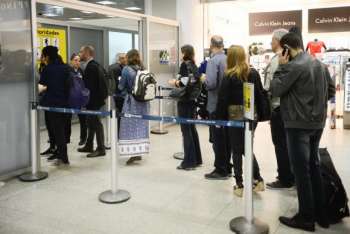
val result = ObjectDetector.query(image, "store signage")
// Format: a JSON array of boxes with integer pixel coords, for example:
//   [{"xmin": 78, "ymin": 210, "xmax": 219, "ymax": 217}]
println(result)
[
  {"xmin": 37, "ymin": 27, "xmax": 67, "ymax": 63},
  {"xmin": 249, "ymin": 10, "xmax": 302, "ymax": 35},
  {"xmin": 244, "ymin": 83, "xmax": 254, "ymax": 120},
  {"xmin": 309, "ymin": 7, "xmax": 350, "ymax": 33}
]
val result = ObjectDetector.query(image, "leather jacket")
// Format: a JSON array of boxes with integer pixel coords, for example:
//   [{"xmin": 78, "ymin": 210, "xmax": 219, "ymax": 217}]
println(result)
[{"xmin": 271, "ymin": 52, "xmax": 335, "ymax": 129}]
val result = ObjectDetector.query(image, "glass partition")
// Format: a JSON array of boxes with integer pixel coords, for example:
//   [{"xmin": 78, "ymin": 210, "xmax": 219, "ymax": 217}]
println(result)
[
  {"xmin": 108, "ymin": 31, "xmax": 133, "ymax": 65},
  {"xmin": 148, "ymin": 22, "xmax": 179, "ymax": 120}
]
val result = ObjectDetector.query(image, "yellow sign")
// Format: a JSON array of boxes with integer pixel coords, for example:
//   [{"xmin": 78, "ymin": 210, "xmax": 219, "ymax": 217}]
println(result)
[
  {"xmin": 37, "ymin": 27, "xmax": 67, "ymax": 63},
  {"xmin": 243, "ymin": 83, "xmax": 255, "ymax": 120}
]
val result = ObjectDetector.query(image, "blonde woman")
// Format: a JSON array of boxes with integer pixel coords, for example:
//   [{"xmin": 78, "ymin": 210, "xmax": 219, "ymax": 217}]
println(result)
[{"xmin": 216, "ymin": 45, "xmax": 265, "ymax": 197}]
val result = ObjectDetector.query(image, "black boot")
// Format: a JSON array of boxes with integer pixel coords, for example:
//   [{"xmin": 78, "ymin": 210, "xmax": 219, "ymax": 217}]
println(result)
[
  {"xmin": 78, "ymin": 145, "xmax": 94, "ymax": 153},
  {"xmin": 41, "ymin": 147, "xmax": 56, "ymax": 156},
  {"xmin": 279, "ymin": 214, "xmax": 315, "ymax": 232},
  {"xmin": 87, "ymin": 149, "xmax": 106, "ymax": 158}
]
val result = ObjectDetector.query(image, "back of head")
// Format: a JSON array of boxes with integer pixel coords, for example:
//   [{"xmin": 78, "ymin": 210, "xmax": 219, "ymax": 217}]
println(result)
[
  {"xmin": 42, "ymin": 46, "xmax": 60, "ymax": 64},
  {"xmin": 289, "ymin": 26, "xmax": 304, "ymax": 50},
  {"xmin": 280, "ymin": 32, "xmax": 302, "ymax": 50},
  {"xmin": 181, "ymin": 44, "xmax": 195, "ymax": 63},
  {"xmin": 126, "ymin": 49, "xmax": 142, "ymax": 66},
  {"xmin": 82, "ymin": 45, "xmax": 95, "ymax": 58},
  {"xmin": 226, "ymin": 45, "xmax": 249, "ymax": 81},
  {"xmin": 272, "ymin": 28, "xmax": 289, "ymax": 42},
  {"xmin": 211, "ymin": 35, "xmax": 224, "ymax": 49}
]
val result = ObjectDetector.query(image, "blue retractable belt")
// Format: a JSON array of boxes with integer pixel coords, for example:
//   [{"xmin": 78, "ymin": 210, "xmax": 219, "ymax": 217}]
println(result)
[{"xmin": 37, "ymin": 106, "xmax": 244, "ymax": 128}]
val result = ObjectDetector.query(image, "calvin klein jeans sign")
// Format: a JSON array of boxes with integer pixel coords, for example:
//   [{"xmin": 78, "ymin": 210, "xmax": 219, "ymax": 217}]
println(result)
[
  {"xmin": 249, "ymin": 11, "xmax": 302, "ymax": 35},
  {"xmin": 309, "ymin": 7, "xmax": 350, "ymax": 33}
]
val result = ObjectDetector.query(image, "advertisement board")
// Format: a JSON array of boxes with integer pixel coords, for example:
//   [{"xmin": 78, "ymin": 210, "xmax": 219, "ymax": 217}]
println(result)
[
  {"xmin": 309, "ymin": 7, "xmax": 350, "ymax": 33},
  {"xmin": 37, "ymin": 27, "xmax": 67, "ymax": 63}
]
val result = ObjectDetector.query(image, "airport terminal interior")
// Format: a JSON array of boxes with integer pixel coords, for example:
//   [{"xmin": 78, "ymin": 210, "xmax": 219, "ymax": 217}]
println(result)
[{"xmin": 1, "ymin": 0, "xmax": 350, "ymax": 234}]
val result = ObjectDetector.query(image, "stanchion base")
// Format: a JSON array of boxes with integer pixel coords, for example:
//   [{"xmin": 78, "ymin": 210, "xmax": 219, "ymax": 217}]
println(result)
[
  {"xmin": 99, "ymin": 190, "xmax": 131, "ymax": 204},
  {"xmin": 173, "ymin": 152, "xmax": 184, "ymax": 160},
  {"xmin": 230, "ymin": 217, "xmax": 269, "ymax": 234},
  {"xmin": 18, "ymin": 171, "xmax": 48, "ymax": 182},
  {"xmin": 151, "ymin": 129, "xmax": 169, "ymax": 135}
]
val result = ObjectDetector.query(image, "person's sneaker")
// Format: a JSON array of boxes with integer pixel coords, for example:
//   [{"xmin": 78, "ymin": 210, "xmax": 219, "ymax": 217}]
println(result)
[
  {"xmin": 177, "ymin": 165, "xmax": 196, "ymax": 171},
  {"xmin": 204, "ymin": 170, "xmax": 230, "ymax": 180},
  {"xmin": 253, "ymin": 180, "xmax": 265, "ymax": 192},
  {"xmin": 233, "ymin": 184, "xmax": 244, "ymax": 198},
  {"xmin": 87, "ymin": 150, "xmax": 106, "ymax": 158},
  {"xmin": 126, "ymin": 156, "xmax": 142, "ymax": 165},
  {"xmin": 47, "ymin": 155, "xmax": 59, "ymax": 161},
  {"xmin": 266, "ymin": 180, "xmax": 294, "ymax": 190},
  {"xmin": 40, "ymin": 147, "xmax": 56, "ymax": 156},
  {"xmin": 78, "ymin": 139, "xmax": 86, "ymax": 146},
  {"xmin": 279, "ymin": 214, "xmax": 315, "ymax": 232},
  {"xmin": 78, "ymin": 146, "xmax": 94, "ymax": 153}
]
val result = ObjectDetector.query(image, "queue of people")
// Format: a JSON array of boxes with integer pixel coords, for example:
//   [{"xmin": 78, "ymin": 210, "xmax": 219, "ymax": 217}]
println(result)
[{"xmin": 38, "ymin": 28, "xmax": 337, "ymax": 232}]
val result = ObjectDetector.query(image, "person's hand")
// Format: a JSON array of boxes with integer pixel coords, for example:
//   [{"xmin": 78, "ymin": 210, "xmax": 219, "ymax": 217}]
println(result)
[
  {"xmin": 278, "ymin": 50, "xmax": 290, "ymax": 65},
  {"xmin": 168, "ymin": 79, "xmax": 177, "ymax": 86},
  {"xmin": 38, "ymin": 84, "xmax": 47, "ymax": 93},
  {"xmin": 200, "ymin": 74, "xmax": 206, "ymax": 83}
]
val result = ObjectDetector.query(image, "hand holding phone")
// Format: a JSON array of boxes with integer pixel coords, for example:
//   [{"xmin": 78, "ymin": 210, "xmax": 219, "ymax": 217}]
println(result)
[{"xmin": 279, "ymin": 44, "xmax": 290, "ymax": 65}]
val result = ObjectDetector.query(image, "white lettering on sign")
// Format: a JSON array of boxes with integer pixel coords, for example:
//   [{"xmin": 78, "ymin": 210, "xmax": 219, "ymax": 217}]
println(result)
[{"xmin": 315, "ymin": 17, "xmax": 350, "ymax": 24}]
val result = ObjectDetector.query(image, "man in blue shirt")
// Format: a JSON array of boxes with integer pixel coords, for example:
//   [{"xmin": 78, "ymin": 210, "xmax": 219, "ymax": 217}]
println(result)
[{"xmin": 203, "ymin": 36, "xmax": 231, "ymax": 180}]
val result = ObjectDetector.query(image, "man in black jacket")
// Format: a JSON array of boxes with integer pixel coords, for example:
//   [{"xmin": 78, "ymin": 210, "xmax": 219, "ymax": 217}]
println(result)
[
  {"xmin": 78, "ymin": 46, "xmax": 106, "ymax": 157},
  {"xmin": 271, "ymin": 33, "xmax": 335, "ymax": 232}
]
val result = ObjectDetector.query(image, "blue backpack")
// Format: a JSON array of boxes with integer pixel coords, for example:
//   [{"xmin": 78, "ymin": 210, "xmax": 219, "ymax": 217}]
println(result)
[{"xmin": 68, "ymin": 71, "xmax": 90, "ymax": 109}]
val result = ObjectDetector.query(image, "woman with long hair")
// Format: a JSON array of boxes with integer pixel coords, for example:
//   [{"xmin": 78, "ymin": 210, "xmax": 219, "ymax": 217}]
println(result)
[
  {"xmin": 118, "ymin": 49, "xmax": 150, "ymax": 165},
  {"xmin": 216, "ymin": 45, "xmax": 265, "ymax": 197},
  {"xmin": 168, "ymin": 45, "xmax": 202, "ymax": 170},
  {"xmin": 39, "ymin": 46, "xmax": 71, "ymax": 165}
]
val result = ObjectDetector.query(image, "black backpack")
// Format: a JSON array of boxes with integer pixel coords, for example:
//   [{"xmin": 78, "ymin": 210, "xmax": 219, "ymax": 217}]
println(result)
[
  {"xmin": 319, "ymin": 148, "xmax": 350, "ymax": 224},
  {"xmin": 97, "ymin": 63, "xmax": 109, "ymax": 101},
  {"xmin": 132, "ymin": 68, "xmax": 157, "ymax": 102}
]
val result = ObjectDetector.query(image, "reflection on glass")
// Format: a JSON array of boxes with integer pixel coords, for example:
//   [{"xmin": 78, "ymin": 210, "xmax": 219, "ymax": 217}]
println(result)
[{"xmin": 108, "ymin": 31, "xmax": 133, "ymax": 65}]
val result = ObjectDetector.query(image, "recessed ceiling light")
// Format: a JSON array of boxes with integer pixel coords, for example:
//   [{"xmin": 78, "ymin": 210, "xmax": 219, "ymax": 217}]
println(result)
[
  {"xmin": 43, "ymin": 13, "xmax": 59, "ymax": 17},
  {"xmin": 81, "ymin": 11, "xmax": 93, "ymax": 14},
  {"xmin": 70, "ymin": 17, "xmax": 82, "ymax": 20},
  {"xmin": 124, "ymin": 7, "xmax": 142, "ymax": 11},
  {"xmin": 96, "ymin": 1, "xmax": 116, "ymax": 5}
]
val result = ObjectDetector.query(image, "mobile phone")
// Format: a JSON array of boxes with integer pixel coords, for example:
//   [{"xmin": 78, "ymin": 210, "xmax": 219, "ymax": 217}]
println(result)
[{"xmin": 282, "ymin": 44, "xmax": 290, "ymax": 57}]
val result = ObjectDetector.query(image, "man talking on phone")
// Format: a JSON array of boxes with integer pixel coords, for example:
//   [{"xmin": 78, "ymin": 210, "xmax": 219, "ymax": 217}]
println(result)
[{"xmin": 271, "ymin": 32, "xmax": 335, "ymax": 232}]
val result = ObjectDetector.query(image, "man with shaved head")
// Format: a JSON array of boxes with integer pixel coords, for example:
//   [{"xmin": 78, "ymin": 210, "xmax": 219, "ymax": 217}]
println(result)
[{"xmin": 203, "ymin": 35, "xmax": 231, "ymax": 180}]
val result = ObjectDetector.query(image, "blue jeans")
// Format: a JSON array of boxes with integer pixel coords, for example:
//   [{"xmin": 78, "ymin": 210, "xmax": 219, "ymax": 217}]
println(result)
[
  {"xmin": 178, "ymin": 101, "xmax": 202, "ymax": 168},
  {"xmin": 286, "ymin": 128, "xmax": 326, "ymax": 221}
]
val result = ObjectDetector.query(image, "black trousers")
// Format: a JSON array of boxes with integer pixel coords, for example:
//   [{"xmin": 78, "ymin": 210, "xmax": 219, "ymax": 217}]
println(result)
[
  {"xmin": 228, "ymin": 127, "xmax": 262, "ymax": 185},
  {"xmin": 47, "ymin": 112, "xmax": 68, "ymax": 161},
  {"xmin": 209, "ymin": 113, "xmax": 231, "ymax": 175},
  {"xmin": 78, "ymin": 114, "xmax": 87, "ymax": 142},
  {"xmin": 65, "ymin": 114, "xmax": 72, "ymax": 144},
  {"xmin": 86, "ymin": 107, "xmax": 105, "ymax": 151},
  {"xmin": 286, "ymin": 128, "xmax": 326, "ymax": 221},
  {"xmin": 270, "ymin": 107, "xmax": 294, "ymax": 185},
  {"xmin": 44, "ymin": 111, "xmax": 55, "ymax": 148},
  {"xmin": 114, "ymin": 97, "xmax": 124, "ymax": 136},
  {"xmin": 178, "ymin": 101, "xmax": 202, "ymax": 168}
]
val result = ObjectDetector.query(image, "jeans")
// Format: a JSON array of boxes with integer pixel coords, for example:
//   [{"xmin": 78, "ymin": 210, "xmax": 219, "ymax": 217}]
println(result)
[
  {"xmin": 47, "ymin": 112, "xmax": 68, "ymax": 162},
  {"xmin": 78, "ymin": 114, "xmax": 87, "ymax": 142},
  {"xmin": 178, "ymin": 101, "xmax": 202, "ymax": 168},
  {"xmin": 270, "ymin": 108, "xmax": 294, "ymax": 185},
  {"xmin": 86, "ymin": 106, "xmax": 105, "ymax": 151},
  {"xmin": 286, "ymin": 128, "xmax": 326, "ymax": 221}
]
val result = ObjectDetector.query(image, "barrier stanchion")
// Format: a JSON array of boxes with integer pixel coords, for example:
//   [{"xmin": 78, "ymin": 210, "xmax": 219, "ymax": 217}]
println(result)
[
  {"xmin": 173, "ymin": 142, "xmax": 184, "ymax": 160},
  {"xmin": 19, "ymin": 102, "xmax": 48, "ymax": 182},
  {"xmin": 151, "ymin": 86, "xmax": 168, "ymax": 135},
  {"xmin": 99, "ymin": 108, "xmax": 131, "ymax": 204},
  {"xmin": 105, "ymin": 96, "xmax": 112, "ymax": 150},
  {"xmin": 229, "ymin": 83, "xmax": 269, "ymax": 234}
]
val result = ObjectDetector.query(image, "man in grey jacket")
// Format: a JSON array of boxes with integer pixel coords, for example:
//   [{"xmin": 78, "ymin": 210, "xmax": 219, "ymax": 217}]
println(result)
[
  {"xmin": 271, "ymin": 33, "xmax": 335, "ymax": 232},
  {"xmin": 265, "ymin": 29, "xmax": 295, "ymax": 190},
  {"xmin": 203, "ymin": 35, "xmax": 231, "ymax": 180}
]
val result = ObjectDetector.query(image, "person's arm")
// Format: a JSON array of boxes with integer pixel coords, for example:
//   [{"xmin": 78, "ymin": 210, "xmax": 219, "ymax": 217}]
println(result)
[
  {"xmin": 325, "ymin": 65, "xmax": 335, "ymax": 100},
  {"xmin": 270, "ymin": 63, "xmax": 303, "ymax": 97},
  {"xmin": 119, "ymin": 67, "xmax": 128, "ymax": 92},
  {"xmin": 204, "ymin": 59, "xmax": 218, "ymax": 91}
]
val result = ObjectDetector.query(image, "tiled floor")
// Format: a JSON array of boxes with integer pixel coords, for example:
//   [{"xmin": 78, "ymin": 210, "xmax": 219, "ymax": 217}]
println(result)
[{"xmin": 0, "ymin": 120, "xmax": 350, "ymax": 234}]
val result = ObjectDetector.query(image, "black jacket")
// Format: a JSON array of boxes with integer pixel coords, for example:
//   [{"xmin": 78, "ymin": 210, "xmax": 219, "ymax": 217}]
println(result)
[
  {"xmin": 108, "ymin": 62, "xmax": 124, "ymax": 98},
  {"xmin": 84, "ymin": 60, "xmax": 105, "ymax": 109},
  {"xmin": 178, "ymin": 61, "xmax": 201, "ymax": 102},
  {"xmin": 271, "ymin": 52, "xmax": 335, "ymax": 129}
]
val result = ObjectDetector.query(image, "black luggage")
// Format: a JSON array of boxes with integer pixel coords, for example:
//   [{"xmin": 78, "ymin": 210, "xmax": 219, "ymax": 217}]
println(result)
[{"xmin": 319, "ymin": 148, "xmax": 350, "ymax": 224}]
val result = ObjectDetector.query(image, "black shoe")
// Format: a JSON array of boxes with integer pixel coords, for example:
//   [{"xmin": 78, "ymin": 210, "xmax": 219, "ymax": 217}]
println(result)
[
  {"xmin": 78, "ymin": 146, "xmax": 94, "ymax": 153},
  {"xmin": 279, "ymin": 214, "xmax": 315, "ymax": 232},
  {"xmin": 53, "ymin": 159, "xmax": 70, "ymax": 166},
  {"xmin": 78, "ymin": 140, "xmax": 86, "ymax": 146},
  {"xmin": 177, "ymin": 165, "xmax": 195, "ymax": 171},
  {"xmin": 40, "ymin": 147, "xmax": 56, "ymax": 156},
  {"xmin": 204, "ymin": 170, "xmax": 230, "ymax": 180},
  {"xmin": 266, "ymin": 180, "xmax": 294, "ymax": 190},
  {"xmin": 316, "ymin": 214, "xmax": 330, "ymax": 229},
  {"xmin": 126, "ymin": 156, "xmax": 142, "ymax": 165},
  {"xmin": 47, "ymin": 155, "xmax": 59, "ymax": 161},
  {"xmin": 87, "ymin": 150, "xmax": 106, "ymax": 158}
]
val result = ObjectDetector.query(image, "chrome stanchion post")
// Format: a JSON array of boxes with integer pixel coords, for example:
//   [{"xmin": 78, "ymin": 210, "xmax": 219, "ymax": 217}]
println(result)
[
  {"xmin": 105, "ymin": 96, "xmax": 112, "ymax": 149},
  {"xmin": 19, "ymin": 102, "xmax": 48, "ymax": 182},
  {"xmin": 99, "ymin": 109, "xmax": 130, "ymax": 204},
  {"xmin": 151, "ymin": 86, "xmax": 168, "ymax": 135},
  {"xmin": 173, "ymin": 141, "xmax": 184, "ymax": 160},
  {"xmin": 229, "ymin": 83, "xmax": 269, "ymax": 234}
]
